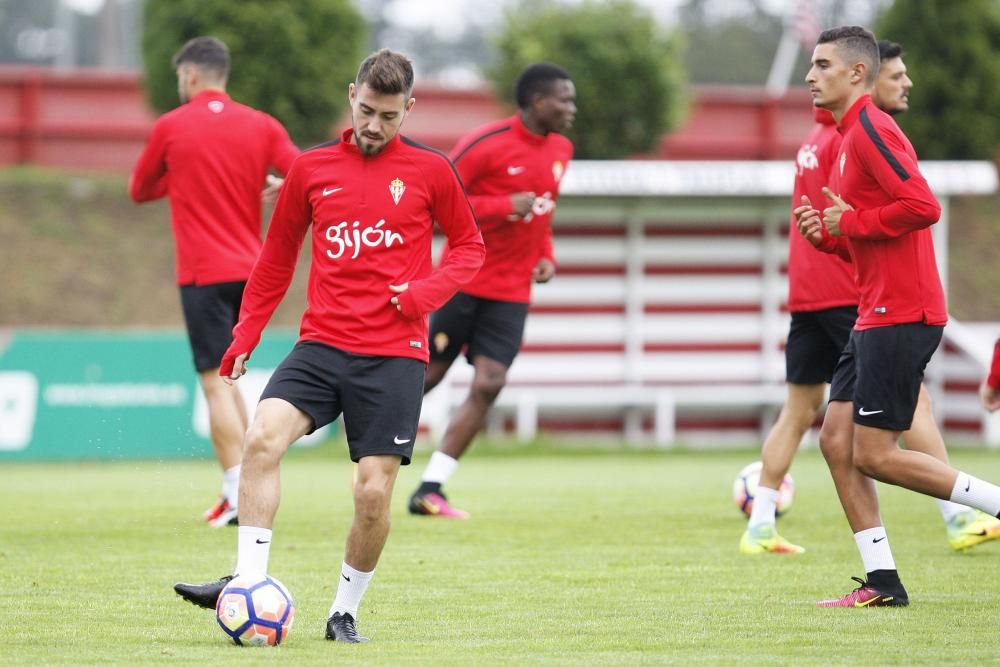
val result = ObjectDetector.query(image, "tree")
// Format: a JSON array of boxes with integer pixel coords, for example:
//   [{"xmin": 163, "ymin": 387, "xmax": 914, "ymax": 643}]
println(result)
[
  {"xmin": 877, "ymin": 0, "xmax": 1000, "ymax": 159},
  {"xmin": 489, "ymin": 0, "xmax": 686, "ymax": 159},
  {"xmin": 142, "ymin": 0, "xmax": 366, "ymax": 146}
]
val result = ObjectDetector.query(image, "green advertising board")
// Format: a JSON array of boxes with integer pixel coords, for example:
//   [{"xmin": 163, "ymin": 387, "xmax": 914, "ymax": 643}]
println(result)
[{"xmin": 0, "ymin": 330, "xmax": 331, "ymax": 460}]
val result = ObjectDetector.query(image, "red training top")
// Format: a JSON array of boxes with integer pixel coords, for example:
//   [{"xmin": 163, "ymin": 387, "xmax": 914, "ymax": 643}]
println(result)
[
  {"xmin": 787, "ymin": 107, "xmax": 857, "ymax": 312},
  {"xmin": 440, "ymin": 113, "xmax": 573, "ymax": 303},
  {"xmin": 129, "ymin": 90, "xmax": 299, "ymax": 286},
  {"xmin": 220, "ymin": 128, "xmax": 485, "ymax": 374},
  {"xmin": 817, "ymin": 95, "xmax": 946, "ymax": 330},
  {"xmin": 989, "ymin": 339, "xmax": 1000, "ymax": 390}
]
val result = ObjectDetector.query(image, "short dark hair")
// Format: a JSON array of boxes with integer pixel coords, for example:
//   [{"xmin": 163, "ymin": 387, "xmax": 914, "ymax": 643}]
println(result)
[
  {"xmin": 877, "ymin": 39, "xmax": 903, "ymax": 62},
  {"xmin": 514, "ymin": 63, "xmax": 571, "ymax": 109},
  {"xmin": 356, "ymin": 49, "xmax": 414, "ymax": 96},
  {"xmin": 817, "ymin": 25, "xmax": 879, "ymax": 85},
  {"xmin": 171, "ymin": 36, "xmax": 230, "ymax": 82}
]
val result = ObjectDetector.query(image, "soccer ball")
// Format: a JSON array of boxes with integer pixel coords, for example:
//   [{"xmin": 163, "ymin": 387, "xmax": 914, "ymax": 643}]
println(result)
[
  {"xmin": 732, "ymin": 461, "xmax": 794, "ymax": 518},
  {"xmin": 216, "ymin": 575, "xmax": 295, "ymax": 646}
]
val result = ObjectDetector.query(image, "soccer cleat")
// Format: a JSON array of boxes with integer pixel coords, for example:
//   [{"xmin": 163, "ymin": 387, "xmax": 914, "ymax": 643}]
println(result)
[
  {"xmin": 739, "ymin": 524, "xmax": 805, "ymax": 554},
  {"xmin": 407, "ymin": 490, "xmax": 469, "ymax": 519},
  {"xmin": 816, "ymin": 576, "xmax": 909, "ymax": 607},
  {"xmin": 202, "ymin": 496, "xmax": 229, "ymax": 522},
  {"xmin": 208, "ymin": 504, "xmax": 238, "ymax": 528},
  {"xmin": 173, "ymin": 574, "xmax": 233, "ymax": 609},
  {"xmin": 325, "ymin": 612, "xmax": 369, "ymax": 643},
  {"xmin": 946, "ymin": 510, "xmax": 1000, "ymax": 551}
]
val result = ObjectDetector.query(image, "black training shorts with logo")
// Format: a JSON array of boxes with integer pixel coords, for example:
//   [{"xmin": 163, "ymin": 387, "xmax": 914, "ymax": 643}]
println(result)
[
  {"xmin": 429, "ymin": 292, "xmax": 529, "ymax": 368},
  {"xmin": 785, "ymin": 306, "xmax": 858, "ymax": 384},
  {"xmin": 828, "ymin": 323, "xmax": 943, "ymax": 431},
  {"xmin": 259, "ymin": 340, "xmax": 425, "ymax": 464},
  {"xmin": 179, "ymin": 281, "xmax": 246, "ymax": 372}
]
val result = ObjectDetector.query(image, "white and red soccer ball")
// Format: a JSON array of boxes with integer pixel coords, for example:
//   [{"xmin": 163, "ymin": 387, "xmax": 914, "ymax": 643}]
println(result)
[
  {"xmin": 216, "ymin": 575, "xmax": 295, "ymax": 646},
  {"xmin": 732, "ymin": 460, "xmax": 795, "ymax": 518}
]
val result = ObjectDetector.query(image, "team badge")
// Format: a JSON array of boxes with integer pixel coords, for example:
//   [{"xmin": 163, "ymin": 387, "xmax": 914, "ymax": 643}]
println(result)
[
  {"xmin": 434, "ymin": 332, "xmax": 449, "ymax": 353},
  {"xmin": 839, "ymin": 152, "xmax": 846, "ymax": 176},
  {"xmin": 552, "ymin": 161, "xmax": 564, "ymax": 182},
  {"xmin": 389, "ymin": 177, "xmax": 406, "ymax": 205}
]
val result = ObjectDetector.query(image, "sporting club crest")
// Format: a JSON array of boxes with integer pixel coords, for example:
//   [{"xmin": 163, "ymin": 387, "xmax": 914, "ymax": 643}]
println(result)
[{"xmin": 389, "ymin": 177, "xmax": 406, "ymax": 205}]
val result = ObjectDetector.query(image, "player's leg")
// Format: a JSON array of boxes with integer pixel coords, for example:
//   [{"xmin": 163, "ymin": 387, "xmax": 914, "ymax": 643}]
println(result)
[
  {"xmin": 327, "ymin": 353, "xmax": 422, "ymax": 642},
  {"xmin": 179, "ymin": 281, "xmax": 247, "ymax": 525},
  {"xmin": 410, "ymin": 298, "xmax": 528, "ymax": 518},
  {"xmin": 901, "ymin": 385, "xmax": 1000, "ymax": 549}
]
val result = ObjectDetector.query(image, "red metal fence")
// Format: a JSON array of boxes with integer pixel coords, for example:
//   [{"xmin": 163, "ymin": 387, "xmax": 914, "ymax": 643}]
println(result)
[{"xmin": 0, "ymin": 66, "xmax": 815, "ymax": 172}]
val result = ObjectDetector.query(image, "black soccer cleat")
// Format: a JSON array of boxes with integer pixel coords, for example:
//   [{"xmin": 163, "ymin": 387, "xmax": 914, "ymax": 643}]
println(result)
[
  {"xmin": 173, "ymin": 574, "xmax": 233, "ymax": 609},
  {"xmin": 325, "ymin": 612, "xmax": 369, "ymax": 643}
]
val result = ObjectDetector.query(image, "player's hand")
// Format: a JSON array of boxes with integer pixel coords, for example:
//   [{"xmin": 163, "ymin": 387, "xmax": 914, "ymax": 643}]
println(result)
[
  {"xmin": 389, "ymin": 283, "xmax": 409, "ymax": 312},
  {"xmin": 532, "ymin": 257, "xmax": 556, "ymax": 283},
  {"xmin": 508, "ymin": 192, "xmax": 536, "ymax": 220},
  {"xmin": 822, "ymin": 187, "xmax": 853, "ymax": 237},
  {"xmin": 262, "ymin": 175, "xmax": 284, "ymax": 205},
  {"xmin": 223, "ymin": 353, "xmax": 248, "ymax": 386},
  {"xmin": 794, "ymin": 195, "xmax": 824, "ymax": 247},
  {"xmin": 981, "ymin": 381, "xmax": 1000, "ymax": 412}
]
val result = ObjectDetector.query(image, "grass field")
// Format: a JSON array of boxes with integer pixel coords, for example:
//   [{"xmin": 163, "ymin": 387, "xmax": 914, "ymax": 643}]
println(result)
[{"xmin": 6, "ymin": 441, "xmax": 1000, "ymax": 665}]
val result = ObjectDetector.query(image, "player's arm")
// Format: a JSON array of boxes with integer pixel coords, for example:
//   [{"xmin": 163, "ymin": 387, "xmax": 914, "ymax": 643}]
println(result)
[
  {"xmin": 128, "ymin": 119, "xmax": 170, "ymax": 202},
  {"xmin": 982, "ymin": 339, "xmax": 1000, "ymax": 412},
  {"xmin": 260, "ymin": 117, "xmax": 301, "ymax": 204},
  {"xmin": 450, "ymin": 139, "xmax": 522, "ymax": 224},
  {"xmin": 392, "ymin": 163, "xmax": 485, "ymax": 319},
  {"xmin": 220, "ymin": 160, "xmax": 311, "ymax": 379},
  {"xmin": 837, "ymin": 126, "xmax": 941, "ymax": 239}
]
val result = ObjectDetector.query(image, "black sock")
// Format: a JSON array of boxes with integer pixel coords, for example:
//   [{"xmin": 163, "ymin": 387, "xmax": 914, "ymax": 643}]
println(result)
[
  {"xmin": 416, "ymin": 481, "xmax": 442, "ymax": 495},
  {"xmin": 866, "ymin": 569, "xmax": 905, "ymax": 594}
]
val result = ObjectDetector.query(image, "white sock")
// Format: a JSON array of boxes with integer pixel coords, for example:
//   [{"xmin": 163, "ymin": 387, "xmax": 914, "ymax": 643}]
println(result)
[
  {"xmin": 235, "ymin": 526, "xmax": 272, "ymax": 578},
  {"xmin": 936, "ymin": 498, "xmax": 970, "ymax": 523},
  {"xmin": 222, "ymin": 464, "xmax": 241, "ymax": 507},
  {"xmin": 854, "ymin": 527, "xmax": 896, "ymax": 572},
  {"xmin": 330, "ymin": 562, "xmax": 374, "ymax": 618},
  {"xmin": 421, "ymin": 451, "xmax": 459, "ymax": 485},
  {"xmin": 747, "ymin": 486, "xmax": 780, "ymax": 531},
  {"xmin": 950, "ymin": 472, "xmax": 1000, "ymax": 516}
]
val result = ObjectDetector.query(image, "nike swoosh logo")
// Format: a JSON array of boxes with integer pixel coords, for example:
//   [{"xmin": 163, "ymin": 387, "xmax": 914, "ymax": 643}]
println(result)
[
  {"xmin": 393, "ymin": 436, "xmax": 411, "ymax": 445},
  {"xmin": 507, "ymin": 166, "xmax": 526, "ymax": 175},
  {"xmin": 966, "ymin": 480, "xmax": 972, "ymax": 492},
  {"xmin": 342, "ymin": 574, "xmax": 351, "ymax": 582},
  {"xmin": 872, "ymin": 536, "xmax": 886, "ymax": 543},
  {"xmin": 855, "ymin": 595, "xmax": 888, "ymax": 607},
  {"xmin": 322, "ymin": 186, "xmax": 343, "ymax": 196},
  {"xmin": 858, "ymin": 408, "xmax": 884, "ymax": 416},
  {"xmin": 255, "ymin": 539, "xmax": 270, "ymax": 544}
]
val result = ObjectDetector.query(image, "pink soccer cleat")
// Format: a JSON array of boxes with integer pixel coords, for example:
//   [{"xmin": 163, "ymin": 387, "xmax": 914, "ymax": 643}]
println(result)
[
  {"xmin": 817, "ymin": 577, "xmax": 909, "ymax": 607},
  {"xmin": 407, "ymin": 491, "xmax": 469, "ymax": 519}
]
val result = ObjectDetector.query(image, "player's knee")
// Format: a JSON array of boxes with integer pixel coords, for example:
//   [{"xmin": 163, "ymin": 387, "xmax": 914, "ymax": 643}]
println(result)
[
  {"xmin": 783, "ymin": 403, "xmax": 819, "ymax": 432},
  {"xmin": 243, "ymin": 420, "xmax": 283, "ymax": 463},
  {"xmin": 353, "ymin": 478, "xmax": 391, "ymax": 520},
  {"xmin": 852, "ymin": 445, "xmax": 889, "ymax": 479},
  {"xmin": 819, "ymin": 428, "xmax": 851, "ymax": 468},
  {"xmin": 471, "ymin": 372, "xmax": 506, "ymax": 403}
]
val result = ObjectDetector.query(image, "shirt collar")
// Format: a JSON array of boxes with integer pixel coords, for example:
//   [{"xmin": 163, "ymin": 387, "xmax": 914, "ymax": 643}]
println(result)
[
  {"xmin": 512, "ymin": 113, "xmax": 550, "ymax": 146},
  {"xmin": 190, "ymin": 89, "xmax": 230, "ymax": 104},
  {"xmin": 339, "ymin": 127, "xmax": 402, "ymax": 157},
  {"xmin": 838, "ymin": 94, "xmax": 872, "ymax": 135}
]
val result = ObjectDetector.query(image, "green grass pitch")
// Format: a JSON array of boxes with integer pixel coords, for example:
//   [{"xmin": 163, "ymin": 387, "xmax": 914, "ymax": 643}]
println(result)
[{"xmin": 5, "ymin": 441, "xmax": 1000, "ymax": 665}]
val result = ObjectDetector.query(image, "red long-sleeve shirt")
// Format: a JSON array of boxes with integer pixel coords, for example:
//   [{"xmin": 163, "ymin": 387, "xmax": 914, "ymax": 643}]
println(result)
[
  {"xmin": 817, "ymin": 95, "xmax": 946, "ymax": 330},
  {"xmin": 989, "ymin": 339, "xmax": 1000, "ymax": 390},
  {"xmin": 220, "ymin": 129, "xmax": 485, "ymax": 374},
  {"xmin": 440, "ymin": 113, "xmax": 573, "ymax": 303},
  {"xmin": 129, "ymin": 90, "xmax": 299, "ymax": 285},
  {"xmin": 787, "ymin": 107, "xmax": 857, "ymax": 312}
]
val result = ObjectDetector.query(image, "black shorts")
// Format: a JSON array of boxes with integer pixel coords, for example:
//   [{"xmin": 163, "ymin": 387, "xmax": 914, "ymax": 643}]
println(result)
[
  {"xmin": 259, "ymin": 340, "xmax": 425, "ymax": 464},
  {"xmin": 785, "ymin": 306, "xmax": 857, "ymax": 384},
  {"xmin": 179, "ymin": 281, "xmax": 246, "ymax": 372},
  {"xmin": 429, "ymin": 292, "xmax": 529, "ymax": 368},
  {"xmin": 829, "ymin": 323, "xmax": 943, "ymax": 431}
]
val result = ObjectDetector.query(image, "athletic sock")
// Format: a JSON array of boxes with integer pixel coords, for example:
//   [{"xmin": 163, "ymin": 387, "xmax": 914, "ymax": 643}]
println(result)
[
  {"xmin": 330, "ymin": 562, "xmax": 374, "ymax": 618},
  {"xmin": 936, "ymin": 498, "xmax": 969, "ymax": 523},
  {"xmin": 222, "ymin": 464, "xmax": 241, "ymax": 507},
  {"xmin": 854, "ymin": 527, "xmax": 896, "ymax": 573},
  {"xmin": 416, "ymin": 481, "xmax": 442, "ymax": 495},
  {"xmin": 421, "ymin": 451, "xmax": 459, "ymax": 486},
  {"xmin": 949, "ymin": 472, "xmax": 1000, "ymax": 517},
  {"xmin": 235, "ymin": 526, "xmax": 272, "ymax": 578},
  {"xmin": 747, "ymin": 485, "xmax": 780, "ymax": 531}
]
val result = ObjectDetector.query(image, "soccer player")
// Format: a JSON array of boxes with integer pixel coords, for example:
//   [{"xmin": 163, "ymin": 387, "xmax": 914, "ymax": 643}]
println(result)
[
  {"xmin": 406, "ymin": 63, "xmax": 575, "ymax": 519},
  {"xmin": 982, "ymin": 338, "xmax": 1000, "ymax": 412},
  {"xmin": 173, "ymin": 49, "xmax": 485, "ymax": 642},
  {"xmin": 129, "ymin": 37, "xmax": 299, "ymax": 528},
  {"xmin": 740, "ymin": 39, "xmax": 1000, "ymax": 555},
  {"xmin": 796, "ymin": 26, "xmax": 1000, "ymax": 607}
]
